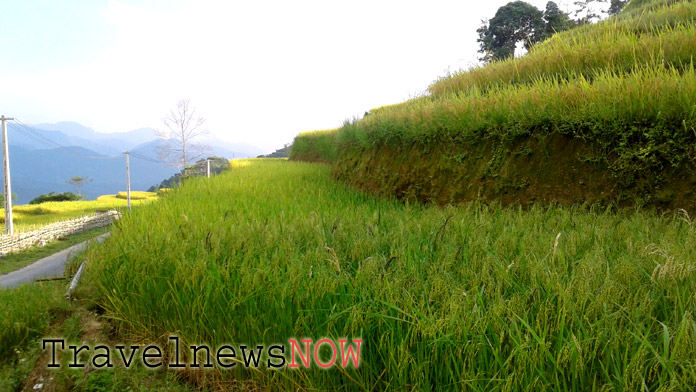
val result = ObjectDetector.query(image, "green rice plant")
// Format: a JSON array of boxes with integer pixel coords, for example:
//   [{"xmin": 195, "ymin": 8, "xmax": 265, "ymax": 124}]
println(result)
[
  {"xmin": 287, "ymin": 0, "xmax": 696, "ymax": 208},
  {"xmin": 339, "ymin": 63, "xmax": 696, "ymax": 192},
  {"xmin": 114, "ymin": 191, "xmax": 158, "ymax": 200},
  {"xmin": 0, "ymin": 283, "xmax": 70, "ymax": 363},
  {"xmin": 87, "ymin": 160, "xmax": 696, "ymax": 391},
  {"xmin": 1, "ymin": 193, "xmax": 158, "ymax": 232},
  {"xmin": 290, "ymin": 128, "xmax": 340, "ymax": 163},
  {"xmin": 429, "ymin": 0, "xmax": 696, "ymax": 96},
  {"xmin": 623, "ymin": 0, "xmax": 684, "ymax": 14}
]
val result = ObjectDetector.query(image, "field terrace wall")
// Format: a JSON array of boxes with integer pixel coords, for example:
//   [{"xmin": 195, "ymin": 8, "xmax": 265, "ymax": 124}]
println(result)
[
  {"xmin": 331, "ymin": 134, "xmax": 696, "ymax": 210},
  {"xmin": 0, "ymin": 210, "xmax": 119, "ymax": 257}
]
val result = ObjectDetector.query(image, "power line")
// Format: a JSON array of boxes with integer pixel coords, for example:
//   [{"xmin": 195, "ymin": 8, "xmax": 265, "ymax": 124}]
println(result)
[
  {"xmin": 11, "ymin": 119, "xmax": 172, "ymax": 165},
  {"xmin": 129, "ymin": 151, "xmax": 164, "ymax": 163},
  {"xmin": 13, "ymin": 120, "xmax": 87, "ymax": 153},
  {"xmin": 9, "ymin": 123, "xmax": 64, "ymax": 150},
  {"xmin": 12, "ymin": 119, "xmax": 122, "ymax": 160},
  {"xmin": 14, "ymin": 119, "xmax": 170, "ymax": 164}
]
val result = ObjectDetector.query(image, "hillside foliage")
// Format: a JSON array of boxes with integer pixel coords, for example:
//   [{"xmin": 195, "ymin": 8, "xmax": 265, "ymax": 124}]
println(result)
[
  {"xmin": 29, "ymin": 192, "xmax": 84, "ymax": 205},
  {"xmin": 291, "ymin": 0, "xmax": 696, "ymax": 209},
  {"xmin": 148, "ymin": 156, "xmax": 230, "ymax": 191}
]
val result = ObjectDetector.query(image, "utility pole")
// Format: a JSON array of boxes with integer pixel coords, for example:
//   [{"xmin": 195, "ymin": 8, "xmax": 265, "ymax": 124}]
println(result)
[
  {"xmin": 206, "ymin": 158, "xmax": 210, "ymax": 178},
  {"xmin": 124, "ymin": 152, "xmax": 131, "ymax": 211},
  {"xmin": 2, "ymin": 115, "xmax": 14, "ymax": 235}
]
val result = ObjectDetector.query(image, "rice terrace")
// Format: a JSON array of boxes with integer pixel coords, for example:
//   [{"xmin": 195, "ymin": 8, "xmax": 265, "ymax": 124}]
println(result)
[{"xmin": 2, "ymin": 0, "xmax": 696, "ymax": 391}]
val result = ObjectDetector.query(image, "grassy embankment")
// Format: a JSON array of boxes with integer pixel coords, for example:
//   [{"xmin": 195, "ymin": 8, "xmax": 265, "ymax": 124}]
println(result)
[
  {"xmin": 83, "ymin": 159, "xmax": 696, "ymax": 391},
  {"xmin": 291, "ymin": 0, "xmax": 696, "ymax": 209}
]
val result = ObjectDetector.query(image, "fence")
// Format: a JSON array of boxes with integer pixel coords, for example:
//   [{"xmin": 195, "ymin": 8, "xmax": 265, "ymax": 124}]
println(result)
[{"xmin": 0, "ymin": 210, "xmax": 120, "ymax": 257}]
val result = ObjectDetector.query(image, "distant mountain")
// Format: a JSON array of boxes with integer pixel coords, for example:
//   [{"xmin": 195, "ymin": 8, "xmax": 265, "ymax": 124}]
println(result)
[
  {"xmin": 32, "ymin": 122, "xmax": 158, "ymax": 153},
  {"xmin": 101, "ymin": 128, "xmax": 159, "ymax": 147},
  {"xmin": 257, "ymin": 144, "xmax": 291, "ymax": 158},
  {"xmin": 31, "ymin": 122, "xmax": 264, "ymax": 158},
  {"xmin": 2, "ymin": 145, "xmax": 176, "ymax": 204},
  {"xmin": 195, "ymin": 134, "xmax": 265, "ymax": 158},
  {"xmin": 7, "ymin": 124, "xmax": 117, "ymax": 155},
  {"xmin": 1, "ymin": 121, "xmax": 264, "ymax": 204},
  {"xmin": 33, "ymin": 121, "xmax": 96, "ymax": 140},
  {"xmin": 130, "ymin": 136, "xmax": 264, "ymax": 162}
]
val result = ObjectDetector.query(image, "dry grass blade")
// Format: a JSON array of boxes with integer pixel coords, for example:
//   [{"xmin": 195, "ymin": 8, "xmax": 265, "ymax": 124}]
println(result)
[
  {"xmin": 645, "ymin": 243, "xmax": 696, "ymax": 282},
  {"xmin": 325, "ymin": 246, "xmax": 341, "ymax": 272}
]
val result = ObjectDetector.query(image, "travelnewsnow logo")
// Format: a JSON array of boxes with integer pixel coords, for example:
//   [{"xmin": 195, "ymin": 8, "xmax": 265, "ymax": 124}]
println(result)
[{"xmin": 41, "ymin": 336, "xmax": 362, "ymax": 369}]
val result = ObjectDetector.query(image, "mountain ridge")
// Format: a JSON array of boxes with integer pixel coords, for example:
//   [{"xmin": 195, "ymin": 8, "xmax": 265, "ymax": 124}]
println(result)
[{"xmin": 2, "ymin": 121, "xmax": 264, "ymax": 204}]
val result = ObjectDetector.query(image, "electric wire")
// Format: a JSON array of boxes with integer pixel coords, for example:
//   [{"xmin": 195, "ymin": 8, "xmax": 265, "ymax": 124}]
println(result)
[
  {"xmin": 12, "ymin": 119, "xmax": 122, "ymax": 160},
  {"xmin": 10, "ymin": 119, "xmax": 168, "ymax": 164}
]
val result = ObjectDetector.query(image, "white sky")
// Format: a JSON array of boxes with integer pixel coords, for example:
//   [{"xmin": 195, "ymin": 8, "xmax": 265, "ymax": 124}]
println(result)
[{"xmin": 0, "ymin": 0, "xmax": 579, "ymax": 153}]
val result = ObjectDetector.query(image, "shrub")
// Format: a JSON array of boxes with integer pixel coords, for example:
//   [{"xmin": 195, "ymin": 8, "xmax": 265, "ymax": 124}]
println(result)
[{"xmin": 29, "ymin": 192, "xmax": 84, "ymax": 205}]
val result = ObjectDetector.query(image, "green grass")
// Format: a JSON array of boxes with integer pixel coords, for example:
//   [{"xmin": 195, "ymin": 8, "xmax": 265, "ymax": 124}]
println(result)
[
  {"xmin": 0, "ymin": 226, "xmax": 110, "ymax": 276},
  {"xmin": 0, "ymin": 282, "xmax": 70, "ymax": 375},
  {"xmin": 289, "ymin": 128, "xmax": 340, "ymax": 163},
  {"xmin": 428, "ymin": 0, "xmax": 696, "ymax": 96},
  {"xmin": 86, "ymin": 160, "xmax": 696, "ymax": 391},
  {"xmin": 1, "ymin": 192, "xmax": 157, "ymax": 232},
  {"xmin": 112, "ymin": 191, "xmax": 159, "ymax": 200},
  {"xmin": 337, "ymin": 64, "xmax": 696, "ymax": 187},
  {"xmin": 0, "ymin": 279, "xmax": 196, "ymax": 392}
]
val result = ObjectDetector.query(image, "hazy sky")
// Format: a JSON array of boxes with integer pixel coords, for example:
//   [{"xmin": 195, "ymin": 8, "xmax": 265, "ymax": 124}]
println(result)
[{"xmin": 0, "ymin": 0, "xmax": 580, "ymax": 153}]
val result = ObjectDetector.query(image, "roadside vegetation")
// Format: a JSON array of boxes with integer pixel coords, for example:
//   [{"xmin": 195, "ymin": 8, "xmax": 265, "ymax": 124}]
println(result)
[
  {"xmin": 288, "ymin": 128, "xmax": 339, "ymax": 163},
  {"xmin": 0, "ymin": 282, "xmax": 69, "ymax": 391},
  {"xmin": 84, "ymin": 160, "xmax": 696, "ymax": 390},
  {"xmin": 0, "ymin": 242, "xmax": 195, "ymax": 392}
]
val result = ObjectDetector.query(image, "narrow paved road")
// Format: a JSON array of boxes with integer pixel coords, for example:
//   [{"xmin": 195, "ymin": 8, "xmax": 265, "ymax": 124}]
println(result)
[{"xmin": 0, "ymin": 233, "xmax": 110, "ymax": 289}]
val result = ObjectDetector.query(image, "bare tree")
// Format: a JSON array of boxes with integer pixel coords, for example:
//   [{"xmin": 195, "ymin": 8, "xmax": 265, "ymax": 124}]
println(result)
[{"xmin": 157, "ymin": 99, "xmax": 210, "ymax": 173}]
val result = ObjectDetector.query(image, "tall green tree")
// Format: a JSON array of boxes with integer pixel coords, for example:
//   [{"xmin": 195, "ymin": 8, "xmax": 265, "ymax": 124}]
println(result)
[
  {"xmin": 477, "ymin": 1, "xmax": 548, "ymax": 62},
  {"xmin": 608, "ymin": 0, "xmax": 629, "ymax": 15},
  {"xmin": 543, "ymin": 1, "xmax": 571, "ymax": 37},
  {"xmin": 573, "ymin": 0, "xmax": 627, "ymax": 22}
]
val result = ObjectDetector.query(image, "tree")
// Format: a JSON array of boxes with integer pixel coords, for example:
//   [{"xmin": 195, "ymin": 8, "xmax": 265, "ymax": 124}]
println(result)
[
  {"xmin": 608, "ymin": 0, "xmax": 628, "ymax": 16},
  {"xmin": 157, "ymin": 99, "xmax": 210, "ymax": 173},
  {"xmin": 147, "ymin": 156, "xmax": 229, "ymax": 191},
  {"xmin": 66, "ymin": 176, "xmax": 92, "ymax": 196},
  {"xmin": 477, "ymin": 1, "xmax": 546, "ymax": 62},
  {"xmin": 543, "ymin": 1, "xmax": 571, "ymax": 37},
  {"xmin": 571, "ymin": 0, "xmax": 628, "ymax": 23}
]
